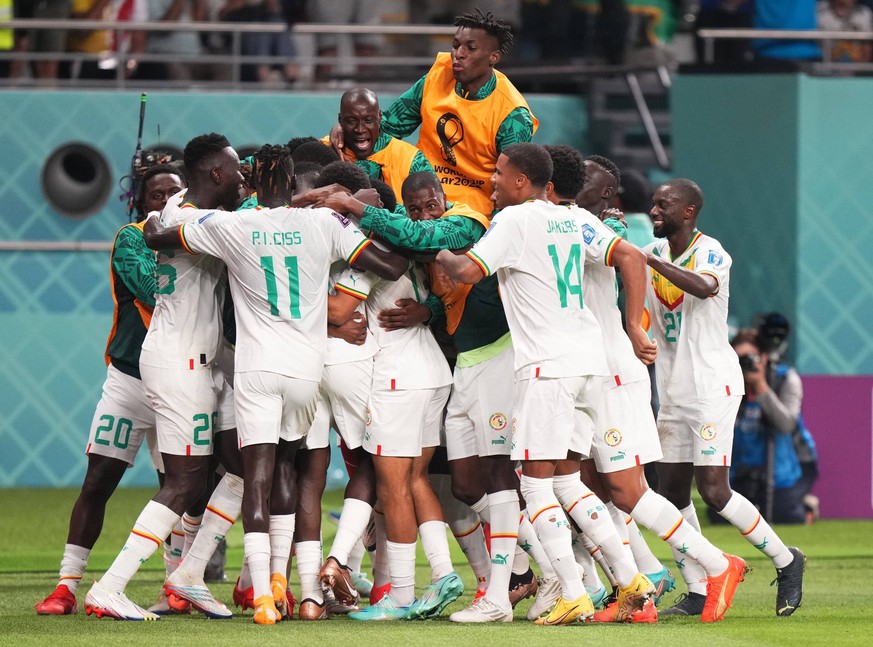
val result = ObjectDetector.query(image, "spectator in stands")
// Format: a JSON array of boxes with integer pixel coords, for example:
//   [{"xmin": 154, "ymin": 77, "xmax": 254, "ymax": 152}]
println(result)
[
  {"xmin": 0, "ymin": 0, "xmax": 11, "ymax": 78},
  {"xmin": 65, "ymin": 0, "xmax": 114, "ymax": 79},
  {"xmin": 219, "ymin": 0, "xmax": 298, "ymax": 84},
  {"xmin": 306, "ymin": 0, "xmax": 382, "ymax": 80},
  {"xmin": 17, "ymin": 0, "xmax": 72, "ymax": 80},
  {"xmin": 727, "ymin": 319, "xmax": 819, "ymax": 525},
  {"xmin": 817, "ymin": 0, "xmax": 873, "ymax": 62},
  {"xmin": 145, "ymin": 0, "xmax": 207, "ymax": 81},
  {"xmin": 753, "ymin": 0, "xmax": 821, "ymax": 62},
  {"xmin": 694, "ymin": 0, "xmax": 753, "ymax": 64}
]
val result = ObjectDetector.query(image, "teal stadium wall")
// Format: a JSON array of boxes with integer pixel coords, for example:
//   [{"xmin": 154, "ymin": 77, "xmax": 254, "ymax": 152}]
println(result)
[
  {"xmin": 0, "ymin": 90, "xmax": 588, "ymax": 488},
  {"xmin": 672, "ymin": 74, "xmax": 873, "ymax": 518}
]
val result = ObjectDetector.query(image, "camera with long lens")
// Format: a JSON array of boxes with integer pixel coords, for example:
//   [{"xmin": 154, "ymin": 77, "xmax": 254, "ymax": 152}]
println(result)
[{"xmin": 738, "ymin": 353, "xmax": 760, "ymax": 373}]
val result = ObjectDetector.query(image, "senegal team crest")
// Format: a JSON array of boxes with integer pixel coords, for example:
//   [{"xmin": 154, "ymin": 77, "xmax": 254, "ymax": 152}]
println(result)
[
  {"xmin": 700, "ymin": 424, "xmax": 717, "ymax": 441},
  {"xmin": 605, "ymin": 429, "xmax": 623, "ymax": 447},
  {"xmin": 652, "ymin": 254, "xmax": 696, "ymax": 311},
  {"xmin": 490, "ymin": 413, "xmax": 508, "ymax": 431}
]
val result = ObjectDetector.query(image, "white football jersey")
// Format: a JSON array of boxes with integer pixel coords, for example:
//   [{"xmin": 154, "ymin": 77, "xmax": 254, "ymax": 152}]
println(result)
[
  {"xmin": 325, "ymin": 260, "xmax": 378, "ymax": 365},
  {"xmin": 140, "ymin": 193, "xmax": 227, "ymax": 370},
  {"xmin": 335, "ymin": 264, "xmax": 452, "ymax": 391},
  {"xmin": 180, "ymin": 206, "xmax": 373, "ymax": 381},
  {"xmin": 570, "ymin": 206, "xmax": 649, "ymax": 386},
  {"xmin": 466, "ymin": 199, "xmax": 617, "ymax": 379},
  {"xmin": 644, "ymin": 231, "xmax": 744, "ymax": 403}
]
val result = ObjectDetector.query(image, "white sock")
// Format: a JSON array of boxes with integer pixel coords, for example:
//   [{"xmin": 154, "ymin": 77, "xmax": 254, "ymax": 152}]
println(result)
[
  {"xmin": 386, "ymin": 540, "xmax": 416, "ymax": 605},
  {"xmin": 348, "ymin": 540, "xmax": 366, "ymax": 574},
  {"xmin": 519, "ymin": 475, "xmax": 585, "ymax": 600},
  {"xmin": 101, "ymin": 500, "xmax": 179, "ymax": 592},
  {"xmin": 577, "ymin": 530, "xmax": 617, "ymax": 587},
  {"xmin": 181, "ymin": 513, "xmax": 202, "ymax": 560},
  {"xmin": 470, "ymin": 494, "xmax": 491, "ymax": 523},
  {"xmin": 165, "ymin": 521, "xmax": 185, "ymax": 577},
  {"xmin": 606, "ymin": 500, "xmax": 660, "ymax": 575},
  {"xmin": 572, "ymin": 530, "xmax": 607, "ymax": 594},
  {"xmin": 511, "ymin": 544, "xmax": 531, "ymax": 576},
  {"xmin": 58, "ymin": 544, "xmax": 90, "ymax": 594},
  {"xmin": 328, "ymin": 498, "xmax": 372, "ymax": 565},
  {"xmin": 673, "ymin": 503, "xmax": 708, "ymax": 595},
  {"xmin": 419, "ymin": 520, "xmax": 454, "ymax": 582},
  {"xmin": 552, "ymin": 473, "xmax": 637, "ymax": 588},
  {"xmin": 438, "ymin": 483, "xmax": 490, "ymax": 591},
  {"xmin": 244, "ymin": 532, "xmax": 271, "ymax": 600},
  {"xmin": 295, "ymin": 540, "xmax": 324, "ymax": 604},
  {"xmin": 718, "ymin": 492, "xmax": 792, "ymax": 568},
  {"xmin": 518, "ymin": 510, "xmax": 556, "ymax": 578},
  {"xmin": 269, "ymin": 513, "xmax": 296, "ymax": 577},
  {"xmin": 178, "ymin": 472, "xmax": 243, "ymax": 579},
  {"xmin": 484, "ymin": 489, "xmax": 519, "ymax": 609},
  {"xmin": 238, "ymin": 560, "xmax": 252, "ymax": 590},
  {"xmin": 631, "ymin": 489, "xmax": 728, "ymax": 577}
]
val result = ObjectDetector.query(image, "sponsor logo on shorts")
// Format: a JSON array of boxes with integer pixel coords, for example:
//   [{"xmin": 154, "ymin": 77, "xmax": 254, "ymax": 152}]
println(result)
[
  {"xmin": 609, "ymin": 450, "xmax": 626, "ymax": 462},
  {"xmin": 491, "ymin": 434, "xmax": 507, "ymax": 445},
  {"xmin": 700, "ymin": 424, "xmax": 717, "ymax": 441},
  {"xmin": 489, "ymin": 412, "xmax": 508, "ymax": 431},
  {"xmin": 605, "ymin": 428, "xmax": 623, "ymax": 447},
  {"xmin": 365, "ymin": 407, "xmax": 371, "ymax": 427},
  {"xmin": 701, "ymin": 445, "xmax": 718, "ymax": 456}
]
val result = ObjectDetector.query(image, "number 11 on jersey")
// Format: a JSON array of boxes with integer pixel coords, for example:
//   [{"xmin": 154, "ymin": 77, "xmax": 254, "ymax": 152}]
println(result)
[{"xmin": 261, "ymin": 255, "xmax": 300, "ymax": 318}]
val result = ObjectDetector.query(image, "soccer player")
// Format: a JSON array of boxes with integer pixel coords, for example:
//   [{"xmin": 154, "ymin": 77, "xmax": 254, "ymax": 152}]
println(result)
[
  {"xmin": 331, "ymin": 8, "xmax": 537, "ymax": 217},
  {"xmin": 35, "ymin": 165, "xmax": 184, "ymax": 617},
  {"xmin": 645, "ymin": 178, "xmax": 805, "ymax": 618},
  {"xmin": 84, "ymin": 134, "xmax": 243, "ymax": 622},
  {"xmin": 548, "ymin": 147, "xmax": 751, "ymax": 624},
  {"xmin": 435, "ymin": 143, "xmax": 658, "ymax": 626},
  {"xmin": 326, "ymin": 87, "xmax": 435, "ymax": 199},
  {"xmin": 143, "ymin": 144, "xmax": 409, "ymax": 625}
]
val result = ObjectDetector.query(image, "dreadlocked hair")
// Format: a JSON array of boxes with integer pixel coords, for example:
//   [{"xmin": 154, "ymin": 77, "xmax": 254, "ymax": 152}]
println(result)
[
  {"xmin": 454, "ymin": 7, "xmax": 514, "ymax": 54},
  {"xmin": 253, "ymin": 144, "xmax": 294, "ymax": 202}
]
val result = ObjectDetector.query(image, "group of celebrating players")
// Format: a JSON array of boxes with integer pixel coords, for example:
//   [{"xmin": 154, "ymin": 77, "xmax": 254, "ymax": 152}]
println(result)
[{"xmin": 34, "ymin": 6, "xmax": 805, "ymax": 626}]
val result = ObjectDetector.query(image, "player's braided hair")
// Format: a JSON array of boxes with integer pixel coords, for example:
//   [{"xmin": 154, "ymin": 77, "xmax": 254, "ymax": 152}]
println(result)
[
  {"xmin": 253, "ymin": 144, "xmax": 294, "ymax": 204},
  {"xmin": 454, "ymin": 7, "xmax": 514, "ymax": 54},
  {"xmin": 585, "ymin": 154, "xmax": 621, "ymax": 188}
]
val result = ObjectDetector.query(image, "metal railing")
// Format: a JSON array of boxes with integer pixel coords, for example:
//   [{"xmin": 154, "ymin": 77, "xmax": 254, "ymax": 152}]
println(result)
[{"xmin": 698, "ymin": 28, "xmax": 873, "ymax": 73}]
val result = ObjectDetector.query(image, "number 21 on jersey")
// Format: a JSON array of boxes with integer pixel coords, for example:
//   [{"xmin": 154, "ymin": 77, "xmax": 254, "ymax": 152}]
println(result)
[
  {"xmin": 664, "ymin": 311, "xmax": 682, "ymax": 342},
  {"xmin": 261, "ymin": 255, "xmax": 300, "ymax": 318}
]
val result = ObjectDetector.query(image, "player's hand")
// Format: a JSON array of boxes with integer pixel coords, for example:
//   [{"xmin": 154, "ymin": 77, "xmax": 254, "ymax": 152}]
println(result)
[
  {"xmin": 329, "ymin": 313, "xmax": 368, "ymax": 345},
  {"xmin": 296, "ymin": 183, "xmax": 349, "ymax": 207},
  {"xmin": 600, "ymin": 207, "xmax": 627, "ymax": 229},
  {"xmin": 378, "ymin": 298, "xmax": 430, "ymax": 331},
  {"xmin": 354, "ymin": 188, "xmax": 382, "ymax": 208},
  {"xmin": 318, "ymin": 191, "xmax": 356, "ymax": 213},
  {"xmin": 629, "ymin": 325, "xmax": 657, "ymax": 365},
  {"xmin": 329, "ymin": 123, "xmax": 344, "ymax": 153}
]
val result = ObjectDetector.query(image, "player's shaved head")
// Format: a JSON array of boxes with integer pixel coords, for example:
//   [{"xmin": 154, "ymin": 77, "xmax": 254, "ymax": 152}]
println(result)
[
  {"xmin": 663, "ymin": 178, "xmax": 704, "ymax": 215},
  {"xmin": 340, "ymin": 87, "xmax": 379, "ymax": 111}
]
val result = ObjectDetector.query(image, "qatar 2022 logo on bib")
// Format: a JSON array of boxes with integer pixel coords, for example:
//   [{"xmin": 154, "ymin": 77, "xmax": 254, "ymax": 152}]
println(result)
[{"xmin": 436, "ymin": 112, "xmax": 464, "ymax": 165}]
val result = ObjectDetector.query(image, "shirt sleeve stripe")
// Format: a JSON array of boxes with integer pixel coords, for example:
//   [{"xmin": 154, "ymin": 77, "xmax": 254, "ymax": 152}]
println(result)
[
  {"xmin": 179, "ymin": 224, "xmax": 197, "ymax": 254},
  {"xmin": 699, "ymin": 270, "xmax": 721, "ymax": 296},
  {"xmin": 604, "ymin": 236, "xmax": 621, "ymax": 266},
  {"xmin": 465, "ymin": 250, "xmax": 490, "ymax": 276},
  {"xmin": 334, "ymin": 284, "xmax": 368, "ymax": 300},
  {"xmin": 347, "ymin": 239, "xmax": 372, "ymax": 265}
]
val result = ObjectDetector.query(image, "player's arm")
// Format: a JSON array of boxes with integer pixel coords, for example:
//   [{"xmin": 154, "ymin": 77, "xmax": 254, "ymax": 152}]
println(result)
[
  {"xmin": 495, "ymin": 107, "xmax": 536, "ymax": 152},
  {"xmin": 350, "ymin": 242, "xmax": 409, "ymax": 282},
  {"xmin": 328, "ymin": 313, "xmax": 368, "ymax": 346},
  {"xmin": 377, "ymin": 294, "xmax": 441, "ymax": 331},
  {"xmin": 410, "ymin": 150, "xmax": 435, "ymax": 174},
  {"xmin": 646, "ymin": 252, "xmax": 718, "ymax": 300},
  {"xmin": 142, "ymin": 215, "xmax": 186, "ymax": 251},
  {"xmin": 610, "ymin": 240, "xmax": 657, "ymax": 365},
  {"xmin": 113, "ymin": 226, "xmax": 157, "ymax": 307},
  {"xmin": 380, "ymin": 76, "xmax": 426, "ymax": 140},
  {"xmin": 327, "ymin": 290, "xmax": 366, "ymax": 327},
  {"xmin": 434, "ymin": 249, "xmax": 486, "ymax": 285}
]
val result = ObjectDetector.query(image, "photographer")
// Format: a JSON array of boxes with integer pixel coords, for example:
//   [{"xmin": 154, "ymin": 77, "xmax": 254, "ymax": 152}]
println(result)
[{"xmin": 727, "ymin": 315, "xmax": 818, "ymax": 524}]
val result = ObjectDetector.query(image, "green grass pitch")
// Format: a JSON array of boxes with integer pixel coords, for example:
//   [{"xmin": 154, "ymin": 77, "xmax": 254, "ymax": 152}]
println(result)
[{"xmin": 2, "ymin": 487, "xmax": 872, "ymax": 646}]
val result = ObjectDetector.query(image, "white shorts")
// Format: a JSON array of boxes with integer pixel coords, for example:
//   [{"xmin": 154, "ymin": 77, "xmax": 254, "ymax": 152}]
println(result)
[
  {"xmin": 85, "ymin": 364, "xmax": 162, "ymax": 470},
  {"xmin": 445, "ymin": 347, "xmax": 514, "ymax": 461},
  {"xmin": 657, "ymin": 396, "xmax": 742, "ymax": 466},
  {"xmin": 510, "ymin": 375, "xmax": 602, "ymax": 462},
  {"xmin": 364, "ymin": 385, "xmax": 451, "ymax": 458},
  {"xmin": 306, "ymin": 357, "xmax": 373, "ymax": 451},
  {"xmin": 235, "ymin": 371, "xmax": 319, "ymax": 448},
  {"xmin": 589, "ymin": 378, "xmax": 662, "ymax": 473},
  {"xmin": 140, "ymin": 363, "xmax": 236, "ymax": 457}
]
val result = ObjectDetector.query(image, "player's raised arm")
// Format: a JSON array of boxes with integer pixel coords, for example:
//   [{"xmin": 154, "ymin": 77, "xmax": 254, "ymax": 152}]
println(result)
[
  {"xmin": 434, "ymin": 249, "xmax": 486, "ymax": 285},
  {"xmin": 351, "ymin": 242, "xmax": 409, "ymax": 282},
  {"xmin": 142, "ymin": 214, "xmax": 186, "ymax": 252},
  {"xmin": 646, "ymin": 252, "xmax": 718, "ymax": 300}
]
